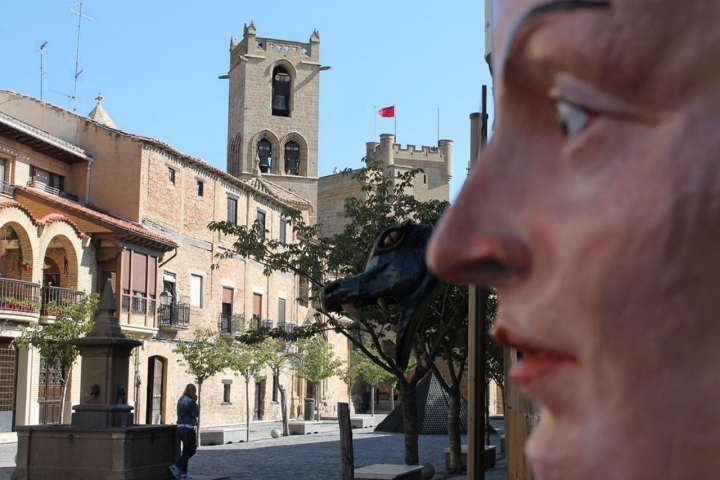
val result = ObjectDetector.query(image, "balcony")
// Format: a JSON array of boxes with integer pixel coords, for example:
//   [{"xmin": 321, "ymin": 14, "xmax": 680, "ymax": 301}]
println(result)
[
  {"xmin": 121, "ymin": 294, "xmax": 156, "ymax": 319},
  {"xmin": 277, "ymin": 322, "xmax": 297, "ymax": 334},
  {"xmin": 41, "ymin": 286, "xmax": 85, "ymax": 317},
  {"xmin": 27, "ymin": 180, "xmax": 78, "ymax": 202},
  {"xmin": 0, "ymin": 278, "xmax": 41, "ymax": 321},
  {"xmin": 259, "ymin": 318, "xmax": 273, "ymax": 330},
  {"xmin": 158, "ymin": 303, "xmax": 190, "ymax": 330},
  {"xmin": 218, "ymin": 314, "xmax": 245, "ymax": 337}
]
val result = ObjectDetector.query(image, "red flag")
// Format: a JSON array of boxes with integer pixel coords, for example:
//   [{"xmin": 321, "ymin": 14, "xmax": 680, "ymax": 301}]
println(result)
[{"xmin": 378, "ymin": 106, "xmax": 395, "ymax": 118}]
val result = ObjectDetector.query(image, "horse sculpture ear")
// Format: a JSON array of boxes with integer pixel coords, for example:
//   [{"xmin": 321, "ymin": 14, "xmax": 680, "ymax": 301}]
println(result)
[{"xmin": 428, "ymin": 221, "xmax": 435, "ymax": 231}]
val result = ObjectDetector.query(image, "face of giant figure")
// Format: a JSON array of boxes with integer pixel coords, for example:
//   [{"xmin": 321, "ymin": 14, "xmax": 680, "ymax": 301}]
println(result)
[{"xmin": 427, "ymin": 0, "xmax": 720, "ymax": 478}]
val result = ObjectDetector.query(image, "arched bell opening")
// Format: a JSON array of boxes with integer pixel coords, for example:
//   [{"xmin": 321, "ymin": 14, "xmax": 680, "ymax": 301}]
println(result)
[{"xmin": 271, "ymin": 66, "xmax": 291, "ymax": 118}]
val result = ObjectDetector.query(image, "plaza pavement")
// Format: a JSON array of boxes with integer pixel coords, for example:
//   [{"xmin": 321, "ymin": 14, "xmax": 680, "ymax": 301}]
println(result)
[{"xmin": 0, "ymin": 416, "xmax": 508, "ymax": 479}]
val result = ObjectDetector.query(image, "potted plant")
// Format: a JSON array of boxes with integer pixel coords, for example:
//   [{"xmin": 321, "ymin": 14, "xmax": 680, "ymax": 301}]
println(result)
[{"xmin": 21, "ymin": 259, "xmax": 32, "ymax": 271}]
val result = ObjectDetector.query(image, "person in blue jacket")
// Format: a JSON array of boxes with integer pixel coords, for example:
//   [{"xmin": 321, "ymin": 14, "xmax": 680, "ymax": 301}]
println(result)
[{"xmin": 169, "ymin": 384, "xmax": 199, "ymax": 480}]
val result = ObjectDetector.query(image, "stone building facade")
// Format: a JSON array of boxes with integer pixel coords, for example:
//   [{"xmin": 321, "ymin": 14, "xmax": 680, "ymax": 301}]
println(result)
[
  {"xmin": 0, "ymin": 89, "xmax": 351, "ymax": 433},
  {"xmin": 226, "ymin": 22, "xmax": 325, "ymax": 224},
  {"xmin": 318, "ymin": 133, "xmax": 453, "ymax": 237}
]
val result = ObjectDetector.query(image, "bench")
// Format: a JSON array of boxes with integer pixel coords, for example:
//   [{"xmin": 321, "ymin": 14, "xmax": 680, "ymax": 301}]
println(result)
[
  {"xmin": 444, "ymin": 444, "xmax": 496, "ymax": 470},
  {"xmin": 350, "ymin": 417, "xmax": 375, "ymax": 429},
  {"xmin": 354, "ymin": 464, "xmax": 424, "ymax": 480},
  {"xmin": 287, "ymin": 421, "xmax": 332, "ymax": 435},
  {"xmin": 200, "ymin": 426, "xmax": 248, "ymax": 445}
]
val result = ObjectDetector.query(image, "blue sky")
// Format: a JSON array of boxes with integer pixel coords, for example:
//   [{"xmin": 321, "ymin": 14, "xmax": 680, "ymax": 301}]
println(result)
[{"xmin": 1, "ymin": 1, "xmax": 493, "ymax": 202}]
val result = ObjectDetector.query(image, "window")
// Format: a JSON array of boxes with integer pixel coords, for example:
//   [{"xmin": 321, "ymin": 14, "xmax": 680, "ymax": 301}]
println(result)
[
  {"xmin": 258, "ymin": 139, "xmax": 272, "ymax": 174},
  {"xmin": 222, "ymin": 379, "xmax": 232, "ymax": 404},
  {"xmin": 278, "ymin": 298, "xmax": 286, "ymax": 326},
  {"xmin": 227, "ymin": 197, "xmax": 237, "ymax": 225},
  {"xmin": 253, "ymin": 293, "xmax": 262, "ymax": 328},
  {"xmin": 190, "ymin": 274, "xmax": 203, "ymax": 308},
  {"xmin": 256, "ymin": 209, "xmax": 266, "ymax": 239},
  {"xmin": 31, "ymin": 166, "xmax": 65, "ymax": 191},
  {"xmin": 279, "ymin": 218, "xmax": 287, "ymax": 245},
  {"xmin": 168, "ymin": 167, "xmax": 176, "ymax": 186},
  {"xmin": 284, "ymin": 141, "xmax": 300, "ymax": 175},
  {"xmin": 196, "ymin": 180, "xmax": 204, "ymax": 197},
  {"xmin": 271, "ymin": 66, "xmax": 291, "ymax": 117}
]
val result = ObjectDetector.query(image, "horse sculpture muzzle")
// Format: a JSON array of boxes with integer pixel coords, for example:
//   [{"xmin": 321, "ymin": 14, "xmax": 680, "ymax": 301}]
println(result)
[{"xmin": 321, "ymin": 221, "xmax": 440, "ymax": 370}]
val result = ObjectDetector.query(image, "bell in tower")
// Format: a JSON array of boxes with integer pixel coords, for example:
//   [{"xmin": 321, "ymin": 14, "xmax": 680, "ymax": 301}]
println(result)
[
  {"xmin": 272, "ymin": 94, "xmax": 287, "ymax": 112},
  {"xmin": 258, "ymin": 139, "xmax": 272, "ymax": 173},
  {"xmin": 272, "ymin": 68, "xmax": 291, "ymax": 117}
]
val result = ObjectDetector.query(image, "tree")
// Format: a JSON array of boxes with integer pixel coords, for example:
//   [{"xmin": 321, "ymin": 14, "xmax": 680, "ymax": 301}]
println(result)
[
  {"xmin": 260, "ymin": 338, "xmax": 294, "ymax": 435},
  {"xmin": 338, "ymin": 358, "xmax": 362, "ymax": 414},
  {"xmin": 12, "ymin": 293, "xmax": 100, "ymax": 424},
  {"xmin": 293, "ymin": 335, "xmax": 343, "ymax": 421},
  {"xmin": 352, "ymin": 343, "xmax": 398, "ymax": 416},
  {"xmin": 173, "ymin": 329, "xmax": 231, "ymax": 445},
  {"xmin": 484, "ymin": 290, "xmax": 503, "ymax": 445},
  {"xmin": 227, "ymin": 339, "xmax": 271, "ymax": 442},
  {"xmin": 208, "ymin": 158, "xmax": 465, "ymax": 465}
]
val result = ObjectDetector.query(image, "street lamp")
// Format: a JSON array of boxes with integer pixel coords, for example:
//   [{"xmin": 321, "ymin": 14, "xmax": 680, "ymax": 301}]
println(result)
[{"xmin": 159, "ymin": 289, "xmax": 173, "ymax": 307}]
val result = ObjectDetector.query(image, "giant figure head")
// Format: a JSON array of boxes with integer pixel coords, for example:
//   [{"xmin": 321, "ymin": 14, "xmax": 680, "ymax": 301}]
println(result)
[{"xmin": 427, "ymin": 0, "xmax": 720, "ymax": 478}]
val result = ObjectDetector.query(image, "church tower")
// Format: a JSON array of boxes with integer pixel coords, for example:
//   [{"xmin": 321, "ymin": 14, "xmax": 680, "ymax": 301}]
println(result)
[{"xmin": 227, "ymin": 23, "xmax": 323, "ymax": 221}]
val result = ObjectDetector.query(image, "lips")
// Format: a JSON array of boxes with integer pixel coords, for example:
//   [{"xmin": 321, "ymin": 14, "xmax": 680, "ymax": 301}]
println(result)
[{"xmin": 493, "ymin": 324, "xmax": 582, "ymax": 411}]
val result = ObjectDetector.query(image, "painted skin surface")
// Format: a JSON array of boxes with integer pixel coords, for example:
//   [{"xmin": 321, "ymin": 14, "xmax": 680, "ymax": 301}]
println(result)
[{"xmin": 427, "ymin": 1, "xmax": 720, "ymax": 478}]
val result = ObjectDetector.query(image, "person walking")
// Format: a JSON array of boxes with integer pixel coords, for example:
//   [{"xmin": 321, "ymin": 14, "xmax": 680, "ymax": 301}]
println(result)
[{"xmin": 169, "ymin": 384, "xmax": 199, "ymax": 480}]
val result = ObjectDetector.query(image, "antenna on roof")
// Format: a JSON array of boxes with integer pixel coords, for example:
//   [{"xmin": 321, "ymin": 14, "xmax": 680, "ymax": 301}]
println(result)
[
  {"xmin": 62, "ymin": 2, "xmax": 94, "ymax": 112},
  {"xmin": 39, "ymin": 41, "xmax": 49, "ymax": 100}
]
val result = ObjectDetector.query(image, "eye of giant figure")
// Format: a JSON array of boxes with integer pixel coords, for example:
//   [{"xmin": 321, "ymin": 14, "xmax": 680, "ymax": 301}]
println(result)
[{"xmin": 428, "ymin": 0, "xmax": 720, "ymax": 479}]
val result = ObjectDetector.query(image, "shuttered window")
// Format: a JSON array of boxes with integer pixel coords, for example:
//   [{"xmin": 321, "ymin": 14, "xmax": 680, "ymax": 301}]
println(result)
[{"xmin": 190, "ymin": 275, "xmax": 203, "ymax": 308}]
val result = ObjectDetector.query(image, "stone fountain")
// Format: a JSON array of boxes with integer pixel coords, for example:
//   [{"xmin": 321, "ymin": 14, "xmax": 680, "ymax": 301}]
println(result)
[{"xmin": 12, "ymin": 284, "xmax": 178, "ymax": 479}]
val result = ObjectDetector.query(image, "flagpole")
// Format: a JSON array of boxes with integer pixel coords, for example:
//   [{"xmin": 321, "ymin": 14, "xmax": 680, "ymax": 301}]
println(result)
[
  {"xmin": 374, "ymin": 106, "xmax": 377, "ymax": 139},
  {"xmin": 394, "ymin": 104, "xmax": 397, "ymax": 138},
  {"xmin": 437, "ymin": 107, "xmax": 440, "ymax": 144}
]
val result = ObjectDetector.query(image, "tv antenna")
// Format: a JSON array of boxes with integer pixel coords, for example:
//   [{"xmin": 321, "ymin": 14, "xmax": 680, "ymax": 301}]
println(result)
[
  {"xmin": 39, "ymin": 41, "xmax": 49, "ymax": 100},
  {"xmin": 62, "ymin": 3, "xmax": 94, "ymax": 111}
]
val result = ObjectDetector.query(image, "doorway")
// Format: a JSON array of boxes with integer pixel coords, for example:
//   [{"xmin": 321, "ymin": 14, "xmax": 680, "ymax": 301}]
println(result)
[
  {"xmin": 38, "ymin": 356, "xmax": 62, "ymax": 424},
  {"xmin": 146, "ymin": 356, "xmax": 165, "ymax": 424}
]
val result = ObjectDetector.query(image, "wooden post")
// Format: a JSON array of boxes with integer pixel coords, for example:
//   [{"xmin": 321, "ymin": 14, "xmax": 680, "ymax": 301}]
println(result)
[
  {"xmin": 338, "ymin": 402, "xmax": 354, "ymax": 480},
  {"xmin": 467, "ymin": 85, "xmax": 489, "ymax": 480}
]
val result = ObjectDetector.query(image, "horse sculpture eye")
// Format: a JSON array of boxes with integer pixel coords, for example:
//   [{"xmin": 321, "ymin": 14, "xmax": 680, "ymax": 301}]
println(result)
[{"xmin": 382, "ymin": 230, "xmax": 402, "ymax": 248}]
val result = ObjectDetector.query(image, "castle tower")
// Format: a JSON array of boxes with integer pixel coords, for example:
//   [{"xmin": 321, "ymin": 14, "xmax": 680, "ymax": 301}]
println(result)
[{"xmin": 227, "ymin": 23, "xmax": 323, "ymax": 221}]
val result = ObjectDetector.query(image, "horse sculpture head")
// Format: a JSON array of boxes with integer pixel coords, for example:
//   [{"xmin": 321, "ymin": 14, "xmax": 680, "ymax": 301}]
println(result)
[{"xmin": 321, "ymin": 220, "xmax": 440, "ymax": 370}]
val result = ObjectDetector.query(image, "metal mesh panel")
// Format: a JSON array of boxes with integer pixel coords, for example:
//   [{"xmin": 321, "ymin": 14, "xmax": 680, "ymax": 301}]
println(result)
[{"xmin": 0, "ymin": 343, "xmax": 16, "ymax": 412}]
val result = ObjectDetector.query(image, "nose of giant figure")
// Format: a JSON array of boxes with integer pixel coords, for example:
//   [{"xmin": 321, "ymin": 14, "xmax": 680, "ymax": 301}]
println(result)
[{"xmin": 427, "ymin": 139, "xmax": 532, "ymax": 288}]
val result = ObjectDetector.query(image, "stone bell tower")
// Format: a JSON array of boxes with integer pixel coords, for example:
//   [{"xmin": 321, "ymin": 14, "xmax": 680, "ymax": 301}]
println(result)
[{"xmin": 226, "ymin": 22, "xmax": 324, "ymax": 219}]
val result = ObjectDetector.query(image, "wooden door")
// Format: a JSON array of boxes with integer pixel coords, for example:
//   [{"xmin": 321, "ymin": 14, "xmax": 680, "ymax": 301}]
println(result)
[
  {"xmin": 38, "ymin": 357, "xmax": 62, "ymax": 424},
  {"xmin": 145, "ymin": 356, "xmax": 165, "ymax": 424}
]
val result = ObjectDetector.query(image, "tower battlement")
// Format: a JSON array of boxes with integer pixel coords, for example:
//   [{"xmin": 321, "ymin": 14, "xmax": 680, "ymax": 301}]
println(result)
[
  {"xmin": 231, "ymin": 23, "xmax": 320, "ymax": 69},
  {"xmin": 366, "ymin": 134, "xmax": 453, "ymax": 180}
]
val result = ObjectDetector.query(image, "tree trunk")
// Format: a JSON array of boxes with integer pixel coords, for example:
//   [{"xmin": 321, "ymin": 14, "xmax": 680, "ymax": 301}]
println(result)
[
  {"xmin": 279, "ymin": 385, "xmax": 289, "ymax": 436},
  {"xmin": 245, "ymin": 378, "xmax": 250, "ymax": 442},
  {"xmin": 197, "ymin": 381, "xmax": 203, "ymax": 447},
  {"xmin": 370, "ymin": 384, "xmax": 375, "ymax": 417},
  {"xmin": 58, "ymin": 366, "xmax": 72, "ymax": 424},
  {"xmin": 401, "ymin": 382, "xmax": 419, "ymax": 465},
  {"xmin": 390, "ymin": 385, "xmax": 395, "ymax": 411},
  {"xmin": 446, "ymin": 384, "xmax": 463, "ymax": 473}
]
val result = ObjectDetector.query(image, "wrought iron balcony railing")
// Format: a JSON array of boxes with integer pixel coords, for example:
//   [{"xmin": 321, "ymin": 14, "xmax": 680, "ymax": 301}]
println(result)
[
  {"xmin": 27, "ymin": 180, "xmax": 79, "ymax": 202},
  {"xmin": 0, "ymin": 278, "xmax": 41, "ymax": 314},
  {"xmin": 218, "ymin": 314, "xmax": 245, "ymax": 335},
  {"xmin": 259, "ymin": 318, "xmax": 273, "ymax": 330},
  {"xmin": 277, "ymin": 322, "xmax": 297, "ymax": 334},
  {"xmin": 157, "ymin": 303, "xmax": 190, "ymax": 329},
  {"xmin": 41, "ymin": 286, "xmax": 85, "ymax": 315}
]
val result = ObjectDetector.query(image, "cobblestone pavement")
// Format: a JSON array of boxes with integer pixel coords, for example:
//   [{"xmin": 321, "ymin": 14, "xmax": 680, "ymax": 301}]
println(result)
[{"xmin": 0, "ymin": 417, "xmax": 508, "ymax": 480}]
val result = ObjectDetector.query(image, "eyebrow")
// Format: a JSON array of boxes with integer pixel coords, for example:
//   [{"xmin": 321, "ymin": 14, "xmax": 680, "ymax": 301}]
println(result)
[{"xmin": 497, "ymin": 0, "xmax": 612, "ymax": 83}]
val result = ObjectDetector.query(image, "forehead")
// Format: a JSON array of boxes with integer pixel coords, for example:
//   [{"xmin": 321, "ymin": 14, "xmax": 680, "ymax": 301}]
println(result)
[{"xmin": 493, "ymin": 0, "xmax": 720, "ymax": 105}]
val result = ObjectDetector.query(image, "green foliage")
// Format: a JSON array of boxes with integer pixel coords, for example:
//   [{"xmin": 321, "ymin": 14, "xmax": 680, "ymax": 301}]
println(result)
[
  {"xmin": 293, "ymin": 336, "xmax": 343, "ymax": 385},
  {"xmin": 12, "ymin": 293, "xmax": 100, "ymax": 373},
  {"xmin": 173, "ymin": 329, "xmax": 231, "ymax": 386},
  {"xmin": 353, "ymin": 343, "xmax": 397, "ymax": 387},
  {"xmin": 485, "ymin": 290, "xmax": 503, "ymax": 388},
  {"xmin": 227, "ymin": 340, "xmax": 270, "ymax": 382}
]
